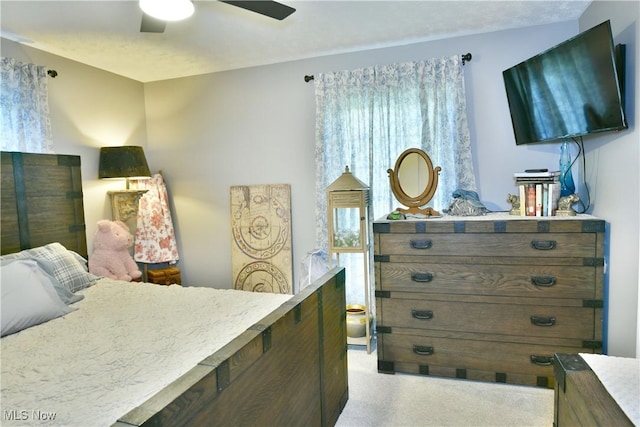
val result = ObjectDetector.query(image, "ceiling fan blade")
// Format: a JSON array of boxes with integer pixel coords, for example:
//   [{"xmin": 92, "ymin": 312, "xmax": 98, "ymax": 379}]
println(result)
[
  {"xmin": 140, "ymin": 12, "xmax": 167, "ymax": 33},
  {"xmin": 220, "ymin": 0, "xmax": 295, "ymax": 20}
]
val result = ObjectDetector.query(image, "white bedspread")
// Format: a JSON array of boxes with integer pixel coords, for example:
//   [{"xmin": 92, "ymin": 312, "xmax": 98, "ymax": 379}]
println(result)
[
  {"xmin": 1, "ymin": 279, "xmax": 290, "ymax": 426},
  {"xmin": 580, "ymin": 353, "xmax": 640, "ymax": 425}
]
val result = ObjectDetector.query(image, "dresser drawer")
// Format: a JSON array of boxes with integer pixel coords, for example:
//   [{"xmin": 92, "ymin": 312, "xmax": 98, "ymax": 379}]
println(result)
[
  {"xmin": 378, "ymin": 297, "xmax": 595, "ymax": 339},
  {"xmin": 378, "ymin": 332, "xmax": 584, "ymax": 381},
  {"xmin": 378, "ymin": 233, "xmax": 596, "ymax": 258},
  {"xmin": 377, "ymin": 263, "xmax": 597, "ymax": 298}
]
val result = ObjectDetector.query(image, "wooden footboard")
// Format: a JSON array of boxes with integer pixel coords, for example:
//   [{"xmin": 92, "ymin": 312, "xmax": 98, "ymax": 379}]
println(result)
[
  {"xmin": 115, "ymin": 267, "xmax": 348, "ymax": 427},
  {"xmin": 553, "ymin": 353, "xmax": 633, "ymax": 427}
]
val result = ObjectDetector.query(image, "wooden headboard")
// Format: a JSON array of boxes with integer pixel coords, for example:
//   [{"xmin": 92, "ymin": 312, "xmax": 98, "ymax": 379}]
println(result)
[{"xmin": 1, "ymin": 151, "xmax": 88, "ymax": 258}]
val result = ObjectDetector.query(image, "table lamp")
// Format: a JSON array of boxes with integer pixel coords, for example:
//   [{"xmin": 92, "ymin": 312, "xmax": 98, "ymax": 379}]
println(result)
[{"xmin": 99, "ymin": 146, "xmax": 151, "ymax": 226}]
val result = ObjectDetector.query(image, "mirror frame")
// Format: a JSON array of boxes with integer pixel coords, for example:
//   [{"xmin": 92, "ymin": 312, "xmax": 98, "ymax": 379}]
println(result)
[{"xmin": 387, "ymin": 148, "xmax": 442, "ymax": 216}]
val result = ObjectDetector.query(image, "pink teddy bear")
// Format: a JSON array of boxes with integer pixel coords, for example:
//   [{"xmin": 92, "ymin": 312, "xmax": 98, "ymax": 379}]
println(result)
[{"xmin": 88, "ymin": 220, "xmax": 142, "ymax": 282}]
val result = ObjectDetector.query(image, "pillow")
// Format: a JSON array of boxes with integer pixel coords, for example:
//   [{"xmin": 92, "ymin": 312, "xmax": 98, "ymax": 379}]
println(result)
[
  {"xmin": 1, "ymin": 259, "xmax": 74, "ymax": 337},
  {"xmin": 69, "ymin": 250, "xmax": 90, "ymax": 270},
  {"xmin": 0, "ymin": 258, "xmax": 84, "ymax": 305},
  {"xmin": 0, "ymin": 242, "xmax": 100, "ymax": 292}
]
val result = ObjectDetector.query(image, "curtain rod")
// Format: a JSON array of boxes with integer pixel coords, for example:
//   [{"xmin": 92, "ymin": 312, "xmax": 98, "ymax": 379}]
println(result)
[
  {"xmin": 47, "ymin": 69, "xmax": 58, "ymax": 78},
  {"xmin": 304, "ymin": 52, "xmax": 472, "ymax": 82}
]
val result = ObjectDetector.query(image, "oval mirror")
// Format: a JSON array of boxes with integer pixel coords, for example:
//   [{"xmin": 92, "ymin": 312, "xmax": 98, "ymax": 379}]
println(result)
[
  {"xmin": 398, "ymin": 152, "xmax": 429, "ymax": 198},
  {"xmin": 388, "ymin": 148, "xmax": 441, "ymax": 216}
]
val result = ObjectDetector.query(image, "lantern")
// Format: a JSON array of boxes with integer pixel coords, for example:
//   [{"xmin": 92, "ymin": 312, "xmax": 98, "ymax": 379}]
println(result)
[{"xmin": 327, "ymin": 166, "xmax": 372, "ymax": 352}]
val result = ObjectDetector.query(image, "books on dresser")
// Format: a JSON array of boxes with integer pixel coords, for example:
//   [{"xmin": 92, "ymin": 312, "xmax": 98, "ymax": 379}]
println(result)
[{"xmin": 514, "ymin": 171, "xmax": 561, "ymax": 216}]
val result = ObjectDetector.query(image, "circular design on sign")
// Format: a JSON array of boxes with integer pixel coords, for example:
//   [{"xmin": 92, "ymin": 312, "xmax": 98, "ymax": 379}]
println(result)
[
  {"xmin": 234, "ymin": 261, "xmax": 289, "ymax": 293},
  {"xmin": 249, "ymin": 215, "xmax": 271, "ymax": 240},
  {"xmin": 231, "ymin": 190, "xmax": 289, "ymax": 260}
]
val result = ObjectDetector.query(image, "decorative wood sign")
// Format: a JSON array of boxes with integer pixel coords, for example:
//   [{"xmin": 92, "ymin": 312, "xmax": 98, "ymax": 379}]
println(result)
[{"xmin": 230, "ymin": 184, "xmax": 292, "ymax": 294}]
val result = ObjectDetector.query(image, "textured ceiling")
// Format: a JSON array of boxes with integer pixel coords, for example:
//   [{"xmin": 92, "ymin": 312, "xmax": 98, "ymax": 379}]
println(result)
[{"xmin": 1, "ymin": 1, "xmax": 591, "ymax": 82}]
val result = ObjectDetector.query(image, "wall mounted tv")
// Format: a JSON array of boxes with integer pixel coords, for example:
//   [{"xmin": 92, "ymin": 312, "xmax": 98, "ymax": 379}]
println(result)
[{"xmin": 503, "ymin": 20, "xmax": 627, "ymax": 145}]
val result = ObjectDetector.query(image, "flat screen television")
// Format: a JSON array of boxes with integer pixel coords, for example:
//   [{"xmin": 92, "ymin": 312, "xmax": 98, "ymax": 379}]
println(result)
[{"xmin": 503, "ymin": 20, "xmax": 627, "ymax": 145}]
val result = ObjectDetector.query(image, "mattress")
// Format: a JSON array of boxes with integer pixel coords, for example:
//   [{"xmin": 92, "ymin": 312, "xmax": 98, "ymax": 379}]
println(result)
[
  {"xmin": 579, "ymin": 353, "xmax": 640, "ymax": 425},
  {"xmin": 1, "ymin": 279, "xmax": 290, "ymax": 426}
]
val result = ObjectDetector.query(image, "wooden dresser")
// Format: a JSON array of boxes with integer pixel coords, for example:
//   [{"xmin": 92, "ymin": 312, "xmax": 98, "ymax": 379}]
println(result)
[{"xmin": 373, "ymin": 213, "xmax": 605, "ymax": 388}]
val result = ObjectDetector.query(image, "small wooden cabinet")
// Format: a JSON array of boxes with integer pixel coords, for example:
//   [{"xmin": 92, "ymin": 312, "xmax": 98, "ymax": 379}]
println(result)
[{"xmin": 373, "ymin": 213, "xmax": 605, "ymax": 388}]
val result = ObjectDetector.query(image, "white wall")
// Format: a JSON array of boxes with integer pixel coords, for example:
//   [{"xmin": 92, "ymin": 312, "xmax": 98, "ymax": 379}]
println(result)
[
  {"xmin": 144, "ymin": 22, "xmax": 577, "ymax": 287},
  {"xmin": 0, "ymin": 39, "xmax": 148, "ymax": 253},
  {"xmin": 145, "ymin": 12, "xmax": 638, "ymax": 357},
  {"xmin": 579, "ymin": 1, "xmax": 640, "ymax": 357},
  {"xmin": 2, "ymin": 1, "xmax": 637, "ymax": 357}
]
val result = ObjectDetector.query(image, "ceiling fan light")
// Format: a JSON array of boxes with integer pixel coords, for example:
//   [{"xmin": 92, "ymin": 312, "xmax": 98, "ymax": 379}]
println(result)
[{"xmin": 139, "ymin": 0, "xmax": 194, "ymax": 22}]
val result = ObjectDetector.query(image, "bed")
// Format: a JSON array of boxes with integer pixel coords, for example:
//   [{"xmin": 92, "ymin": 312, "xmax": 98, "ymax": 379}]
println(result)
[
  {"xmin": 553, "ymin": 353, "xmax": 639, "ymax": 426},
  {"xmin": 1, "ymin": 151, "xmax": 348, "ymax": 426}
]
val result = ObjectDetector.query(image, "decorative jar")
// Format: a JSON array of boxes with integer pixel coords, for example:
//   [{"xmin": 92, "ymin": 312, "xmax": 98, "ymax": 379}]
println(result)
[{"xmin": 346, "ymin": 304, "xmax": 371, "ymax": 338}]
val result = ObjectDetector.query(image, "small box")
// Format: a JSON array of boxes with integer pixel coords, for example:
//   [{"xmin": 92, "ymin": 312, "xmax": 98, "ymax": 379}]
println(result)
[{"xmin": 147, "ymin": 266, "xmax": 181, "ymax": 286}]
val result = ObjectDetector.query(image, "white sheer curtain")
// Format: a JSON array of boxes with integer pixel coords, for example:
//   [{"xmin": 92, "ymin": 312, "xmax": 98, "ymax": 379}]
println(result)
[
  {"xmin": 0, "ymin": 57, "xmax": 54, "ymax": 153},
  {"xmin": 315, "ymin": 55, "xmax": 476, "ymax": 248},
  {"xmin": 314, "ymin": 55, "xmax": 476, "ymax": 305}
]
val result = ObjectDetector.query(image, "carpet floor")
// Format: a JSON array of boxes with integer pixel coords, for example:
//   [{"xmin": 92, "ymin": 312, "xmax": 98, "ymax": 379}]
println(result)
[{"xmin": 335, "ymin": 346, "xmax": 554, "ymax": 427}]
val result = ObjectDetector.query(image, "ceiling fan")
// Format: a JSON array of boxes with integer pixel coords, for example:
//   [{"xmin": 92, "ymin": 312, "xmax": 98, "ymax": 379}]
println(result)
[{"xmin": 140, "ymin": 0, "xmax": 296, "ymax": 33}]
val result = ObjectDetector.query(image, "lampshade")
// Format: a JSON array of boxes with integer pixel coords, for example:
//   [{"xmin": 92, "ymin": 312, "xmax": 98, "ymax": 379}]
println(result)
[
  {"xmin": 139, "ymin": 0, "xmax": 194, "ymax": 21},
  {"xmin": 99, "ymin": 146, "xmax": 151, "ymax": 180}
]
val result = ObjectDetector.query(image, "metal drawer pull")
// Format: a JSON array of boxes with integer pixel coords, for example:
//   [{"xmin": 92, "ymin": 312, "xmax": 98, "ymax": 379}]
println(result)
[
  {"xmin": 411, "ymin": 272, "xmax": 434, "ymax": 283},
  {"xmin": 530, "ymin": 316, "xmax": 556, "ymax": 327},
  {"xmin": 530, "ymin": 355, "xmax": 554, "ymax": 366},
  {"xmin": 531, "ymin": 240, "xmax": 557, "ymax": 250},
  {"xmin": 531, "ymin": 276, "xmax": 557, "ymax": 287},
  {"xmin": 411, "ymin": 309, "xmax": 434, "ymax": 320},
  {"xmin": 410, "ymin": 239, "xmax": 432, "ymax": 249},
  {"xmin": 413, "ymin": 345, "xmax": 435, "ymax": 356}
]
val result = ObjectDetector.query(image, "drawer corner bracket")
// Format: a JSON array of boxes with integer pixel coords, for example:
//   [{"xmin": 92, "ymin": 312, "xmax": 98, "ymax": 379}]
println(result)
[
  {"xmin": 583, "ymin": 299, "xmax": 603, "ymax": 308},
  {"xmin": 375, "ymin": 290, "xmax": 391, "ymax": 299},
  {"xmin": 376, "ymin": 325, "xmax": 392, "ymax": 334},
  {"xmin": 537, "ymin": 221, "xmax": 551, "ymax": 233},
  {"xmin": 537, "ymin": 376, "xmax": 550, "ymax": 388},
  {"xmin": 583, "ymin": 220, "xmax": 605, "ymax": 233},
  {"xmin": 373, "ymin": 222, "xmax": 390, "ymax": 233},
  {"xmin": 583, "ymin": 257, "xmax": 604, "ymax": 267},
  {"xmin": 582, "ymin": 340, "xmax": 602, "ymax": 349},
  {"xmin": 378, "ymin": 360, "xmax": 395, "ymax": 374}
]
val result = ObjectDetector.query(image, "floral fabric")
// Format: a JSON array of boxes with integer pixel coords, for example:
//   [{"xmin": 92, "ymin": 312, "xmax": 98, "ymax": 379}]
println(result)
[
  {"xmin": 133, "ymin": 174, "xmax": 179, "ymax": 264},
  {"xmin": 0, "ymin": 57, "xmax": 54, "ymax": 153}
]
